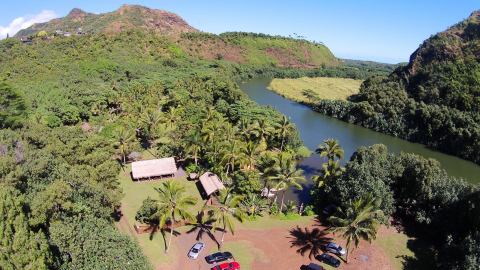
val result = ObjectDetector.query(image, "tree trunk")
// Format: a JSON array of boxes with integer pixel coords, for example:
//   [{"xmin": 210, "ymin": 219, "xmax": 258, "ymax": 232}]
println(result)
[
  {"xmin": 280, "ymin": 136, "xmax": 285, "ymax": 151},
  {"xmin": 280, "ymin": 191, "xmax": 286, "ymax": 213},
  {"xmin": 346, "ymin": 248, "xmax": 349, "ymax": 263},
  {"xmin": 166, "ymin": 227, "xmax": 173, "ymax": 253},
  {"xmin": 194, "ymin": 154, "xmax": 198, "ymax": 166}
]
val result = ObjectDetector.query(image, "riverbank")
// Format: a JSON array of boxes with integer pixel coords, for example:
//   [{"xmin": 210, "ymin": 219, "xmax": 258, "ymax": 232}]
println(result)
[{"xmin": 240, "ymin": 78, "xmax": 480, "ymax": 185}]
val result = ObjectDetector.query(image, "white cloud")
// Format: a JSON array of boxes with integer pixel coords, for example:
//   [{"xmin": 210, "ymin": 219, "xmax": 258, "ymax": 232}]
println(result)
[{"xmin": 0, "ymin": 10, "xmax": 57, "ymax": 39}]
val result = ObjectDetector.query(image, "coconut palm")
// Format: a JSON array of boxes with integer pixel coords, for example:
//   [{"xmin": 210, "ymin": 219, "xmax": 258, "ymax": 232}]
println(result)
[
  {"xmin": 140, "ymin": 109, "xmax": 164, "ymax": 140},
  {"xmin": 327, "ymin": 194, "xmax": 384, "ymax": 262},
  {"xmin": 153, "ymin": 180, "xmax": 197, "ymax": 253},
  {"xmin": 186, "ymin": 131, "xmax": 203, "ymax": 166},
  {"xmin": 113, "ymin": 126, "xmax": 135, "ymax": 164},
  {"xmin": 274, "ymin": 116, "xmax": 293, "ymax": 151},
  {"xmin": 240, "ymin": 141, "xmax": 261, "ymax": 171},
  {"xmin": 221, "ymin": 140, "xmax": 243, "ymax": 175},
  {"xmin": 251, "ymin": 119, "xmax": 273, "ymax": 143},
  {"xmin": 207, "ymin": 189, "xmax": 246, "ymax": 247},
  {"xmin": 316, "ymin": 139, "xmax": 344, "ymax": 162},
  {"xmin": 267, "ymin": 153, "xmax": 305, "ymax": 212},
  {"xmin": 312, "ymin": 159, "xmax": 344, "ymax": 188}
]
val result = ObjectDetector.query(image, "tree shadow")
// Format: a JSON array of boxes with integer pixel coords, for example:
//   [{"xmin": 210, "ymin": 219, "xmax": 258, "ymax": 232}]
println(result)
[
  {"xmin": 288, "ymin": 226, "xmax": 333, "ymax": 259},
  {"xmin": 186, "ymin": 212, "xmax": 221, "ymax": 249},
  {"xmin": 400, "ymin": 238, "xmax": 437, "ymax": 270}
]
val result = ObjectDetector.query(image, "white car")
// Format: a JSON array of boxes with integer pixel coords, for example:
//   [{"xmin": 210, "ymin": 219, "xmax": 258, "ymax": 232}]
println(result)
[
  {"xmin": 324, "ymin": 242, "xmax": 346, "ymax": 256},
  {"xmin": 187, "ymin": 242, "xmax": 205, "ymax": 259}
]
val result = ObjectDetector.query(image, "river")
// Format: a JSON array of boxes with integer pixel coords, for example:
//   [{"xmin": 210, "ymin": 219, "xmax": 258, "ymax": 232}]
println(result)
[{"xmin": 239, "ymin": 78, "xmax": 480, "ymax": 203}]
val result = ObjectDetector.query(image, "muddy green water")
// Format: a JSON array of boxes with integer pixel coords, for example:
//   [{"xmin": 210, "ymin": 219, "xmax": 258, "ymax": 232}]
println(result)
[{"xmin": 240, "ymin": 78, "xmax": 480, "ymax": 202}]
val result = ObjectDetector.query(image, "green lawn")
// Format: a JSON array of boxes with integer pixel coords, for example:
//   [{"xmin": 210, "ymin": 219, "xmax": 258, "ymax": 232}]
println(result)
[
  {"xmin": 267, "ymin": 76, "xmax": 362, "ymax": 102},
  {"xmin": 116, "ymin": 164, "xmax": 204, "ymax": 267},
  {"xmin": 374, "ymin": 230, "xmax": 416, "ymax": 270}
]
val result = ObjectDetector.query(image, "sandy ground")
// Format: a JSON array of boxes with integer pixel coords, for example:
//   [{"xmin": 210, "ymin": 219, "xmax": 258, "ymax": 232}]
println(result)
[{"xmin": 154, "ymin": 220, "xmax": 395, "ymax": 270}]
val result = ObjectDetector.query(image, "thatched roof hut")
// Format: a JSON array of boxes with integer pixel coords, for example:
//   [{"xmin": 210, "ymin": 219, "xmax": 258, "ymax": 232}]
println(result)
[
  {"xmin": 131, "ymin": 157, "xmax": 177, "ymax": 180},
  {"xmin": 199, "ymin": 172, "xmax": 225, "ymax": 196}
]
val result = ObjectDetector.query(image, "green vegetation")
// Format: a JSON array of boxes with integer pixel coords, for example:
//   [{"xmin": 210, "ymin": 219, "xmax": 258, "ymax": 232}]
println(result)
[
  {"xmin": 312, "ymin": 11, "xmax": 480, "ymax": 164},
  {"xmin": 312, "ymin": 143, "xmax": 479, "ymax": 269},
  {"xmin": 268, "ymin": 77, "xmax": 362, "ymax": 102},
  {"xmin": 327, "ymin": 195, "xmax": 384, "ymax": 262}
]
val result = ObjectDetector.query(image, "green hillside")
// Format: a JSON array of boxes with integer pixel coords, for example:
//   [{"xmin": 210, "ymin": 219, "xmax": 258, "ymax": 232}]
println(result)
[
  {"xmin": 313, "ymin": 10, "xmax": 480, "ymax": 164},
  {"xmin": 15, "ymin": 5, "xmax": 339, "ymax": 68}
]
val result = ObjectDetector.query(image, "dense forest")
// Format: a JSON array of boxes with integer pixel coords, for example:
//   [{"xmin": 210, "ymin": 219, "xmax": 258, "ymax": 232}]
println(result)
[{"xmin": 312, "ymin": 11, "xmax": 480, "ymax": 164}]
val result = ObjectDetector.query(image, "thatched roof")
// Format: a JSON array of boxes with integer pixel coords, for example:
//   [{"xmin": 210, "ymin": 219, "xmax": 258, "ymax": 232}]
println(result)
[
  {"xmin": 199, "ymin": 172, "xmax": 225, "ymax": 196},
  {"xmin": 131, "ymin": 157, "xmax": 177, "ymax": 180}
]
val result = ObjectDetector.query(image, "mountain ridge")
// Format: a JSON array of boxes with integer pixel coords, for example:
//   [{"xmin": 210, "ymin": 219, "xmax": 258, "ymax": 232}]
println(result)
[{"xmin": 15, "ymin": 4, "xmax": 198, "ymax": 37}]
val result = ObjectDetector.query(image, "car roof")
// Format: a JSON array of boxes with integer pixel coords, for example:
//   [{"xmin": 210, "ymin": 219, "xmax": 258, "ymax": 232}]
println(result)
[
  {"xmin": 193, "ymin": 242, "xmax": 204, "ymax": 248},
  {"xmin": 307, "ymin": 263, "xmax": 323, "ymax": 270}
]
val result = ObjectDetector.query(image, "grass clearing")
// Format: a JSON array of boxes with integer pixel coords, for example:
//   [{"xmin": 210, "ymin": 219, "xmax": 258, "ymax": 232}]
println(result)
[
  {"xmin": 116, "ymin": 163, "xmax": 204, "ymax": 267},
  {"xmin": 268, "ymin": 76, "xmax": 362, "ymax": 102},
  {"xmin": 375, "ymin": 229, "xmax": 415, "ymax": 270}
]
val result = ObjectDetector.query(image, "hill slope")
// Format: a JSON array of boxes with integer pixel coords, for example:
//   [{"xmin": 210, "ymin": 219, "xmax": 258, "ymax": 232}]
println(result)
[
  {"xmin": 313, "ymin": 11, "xmax": 480, "ymax": 164},
  {"xmin": 15, "ymin": 5, "xmax": 339, "ymax": 68},
  {"xmin": 15, "ymin": 4, "xmax": 198, "ymax": 36}
]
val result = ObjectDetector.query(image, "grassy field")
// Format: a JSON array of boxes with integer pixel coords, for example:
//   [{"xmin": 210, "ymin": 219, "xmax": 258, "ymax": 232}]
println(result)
[
  {"xmin": 267, "ymin": 77, "xmax": 363, "ymax": 102},
  {"xmin": 374, "ymin": 228, "xmax": 416, "ymax": 270},
  {"xmin": 116, "ymin": 164, "xmax": 204, "ymax": 267}
]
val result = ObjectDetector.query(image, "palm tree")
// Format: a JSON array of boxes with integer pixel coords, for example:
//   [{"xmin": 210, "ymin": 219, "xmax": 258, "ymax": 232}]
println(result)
[
  {"xmin": 240, "ymin": 141, "xmax": 261, "ymax": 171},
  {"xmin": 267, "ymin": 153, "xmax": 305, "ymax": 212},
  {"xmin": 153, "ymin": 180, "xmax": 198, "ymax": 253},
  {"xmin": 251, "ymin": 119, "xmax": 273, "ymax": 143},
  {"xmin": 221, "ymin": 140, "xmax": 243, "ymax": 175},
  {"xmin": 312, "ymin": 159, "xmax": 344, "ymax": 188},
  {"xmin": 186, "ymin": 131, "xmax": 203, "ymax": 166},
  {"xmin": 207, "ymin": 189, "xmax": 246, "ymax": 247},
  {"xmin": 274, "ymin": 116, "xmax": 293, "ymax": 151},
  {"xmin": 316, "ymin": 139, "xmax": 344, "ymax": 162},
  {"xmin": 327, "ymin": 194, "xmax": 384, "ymax": 263},
  {"xmin": 140, "ymin": 109, "xmax": 164, "ymax": 140},
  {"xmin": 113, "ymin": 126, "xmax": 135, "ymax": 164},
  {"xmin": 165, "ymin": 107, "xmax": 181, "ymax": 129}
]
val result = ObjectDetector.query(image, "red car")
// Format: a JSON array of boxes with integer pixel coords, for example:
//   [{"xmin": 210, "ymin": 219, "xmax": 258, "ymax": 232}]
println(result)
[{"xmin": 211, "ymin": 261, "xmax": 240, "ymax": 270}]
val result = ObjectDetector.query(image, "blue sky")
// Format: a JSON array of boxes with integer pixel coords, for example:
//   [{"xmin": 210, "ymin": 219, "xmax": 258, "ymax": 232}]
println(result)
[{"xmin": 0, "ymin": 1, "xmax": 478, "ymax": 63}]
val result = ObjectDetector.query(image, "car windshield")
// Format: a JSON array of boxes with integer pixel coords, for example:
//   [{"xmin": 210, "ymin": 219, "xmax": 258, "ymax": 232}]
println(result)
[{"xmin": 192, "ymin": 248, "xmax": 198, "ymax": 252}]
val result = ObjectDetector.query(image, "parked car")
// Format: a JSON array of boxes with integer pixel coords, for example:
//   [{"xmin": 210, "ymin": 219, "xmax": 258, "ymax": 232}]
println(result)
[
  {"xmin": 323, "ymin": 242, "xmax": 346, "ymax": 256},
  {"xmin": 187, "ymin": 242, "xmax": 205, "ymax": 259},
  {"xmin": 211, "ymin": 261, "xmax": 240, "ymax": 270},
  {"xmin": 316, "ymin": 253, "xmax": 341, "ymax": 268},
  {"xmin": 300, "ymin": 262, "xmax": 325, "ymax": 270},
  {"xmin": 205, "ymin": 251, "xmax": 233, "ymax": 264}
]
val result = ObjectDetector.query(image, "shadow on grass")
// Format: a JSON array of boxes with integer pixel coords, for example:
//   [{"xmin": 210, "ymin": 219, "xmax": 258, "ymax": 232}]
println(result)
[
  {"xmin": 400, "ymin": 238, "xmax": 437, "ymax": 270},
  {"xmin": 288, "ymin": 226, "xmax": 333, "ymax": 259}
]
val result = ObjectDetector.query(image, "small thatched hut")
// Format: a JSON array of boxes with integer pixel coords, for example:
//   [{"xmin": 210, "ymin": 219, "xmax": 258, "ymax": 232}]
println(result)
[
  {"xmin": 199, "ymin": 172, "xmax": 225, "ymax": 196},
  {"xmin": 131, "ymin": 157, "xmax": 177, "ymax": 180}
]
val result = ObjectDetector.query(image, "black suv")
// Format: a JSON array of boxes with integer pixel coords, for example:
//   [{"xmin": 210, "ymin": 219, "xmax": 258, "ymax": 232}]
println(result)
[
  {"xmin": 205, "ymin": 252, "xmax": 233, "ymax": 264},
  {"xmin": 316, "ymin": 253, "xmax": 341, "ymax": 268}
]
